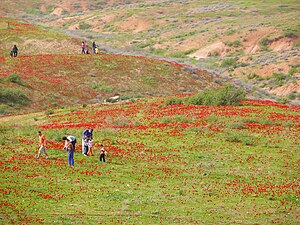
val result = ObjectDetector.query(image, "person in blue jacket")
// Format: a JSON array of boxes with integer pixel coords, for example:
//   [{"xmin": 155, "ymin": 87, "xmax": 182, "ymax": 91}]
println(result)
[{"xmin": 82, "ymin": 128, "xmax": 93, "ymax": 154}]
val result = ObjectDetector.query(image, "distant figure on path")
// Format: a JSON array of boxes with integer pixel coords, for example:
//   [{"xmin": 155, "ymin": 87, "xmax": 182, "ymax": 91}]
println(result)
[
  {"xmin": 81, "ymin": 41, "xmax": 86, "ymax": 54},
  {"xmin": 11, "ymin": 45, "xmax": 18, "ymax": 57},
  {"xmin": 36, "ymin": 131, "xmax": 49, "ymax": 159},
  {"xmin": 86, "ymin": 45, "xmax": 90, "ymax": 54},
  {"xmin": 92, "ymin": 41, "xmax": 96, "ymax": 54}
]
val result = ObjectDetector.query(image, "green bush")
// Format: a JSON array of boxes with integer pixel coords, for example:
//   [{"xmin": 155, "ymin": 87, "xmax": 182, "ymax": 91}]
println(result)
[
  {"xmin": 79, "ymin": 23, "xmax": 91, "ymax": 30},
  {"xmin": 221, "ymin": 58, "xmax": 237, "ymax": 68},
  {"xmin": 186, "ymin": 84, "xmax": 246, "ymax": 106},
  {"xmin": 259, "ymin": 37, "xmax": 270, "ymax": 46},
  {"xmin": 288, "ymin": 67, "xmax": 298, "ymax": 75},
  {"xmin": 225, "ymin": 40, "xmax": 242, "ymax": 47},
  {"xmin": 165, "ymin": 97, "xmax": 183, "ymax": 106},
  {"xmin": 284, "ymin": 31, "xmax": 298, "ymax": 38},
  {"xmin": 259, "ymin": 37, "xmax": 271, "ymax": 51},
  {"xmin": 271, "ymin": 73, "xmax": 291, "ymax": 82}
]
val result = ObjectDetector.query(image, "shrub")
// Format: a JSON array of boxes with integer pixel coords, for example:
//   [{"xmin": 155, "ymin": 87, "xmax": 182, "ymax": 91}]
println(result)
[
  {"xmin": 221, "ymin": 58, "xmax": 237, "ymax": 68},
  {"xmin": 284, "ymin": 31, "xmax": 298, "ymax": 38},
  {"xmin": 150, "ymin": 48, "xmax": 166, "ymax": 56},
  {"xmin": 271, "ymin": 73, "xmax": 291, "ymax": 82},
  {"xmin": 287, "ymin": 91, "xmax": 298, "ymax": 100},
  {"xmin": 79, "ymin": 23, "xmax": 91, "ymax": 30},
  {"xmin": 224, "ymin": 29, "xmax": 237, "ymax": 35},
  {"xmin": 259, "ymin": 37, "xmax": 270, "ymax": 46},
  {"xmin": 288, "ymin": 67, "xmax": 298, "ymax": 75},
  {"xmin": 165, "ymin": 97, "xmax": 183, "ymax": 106},
  {"xmin": 259, "ymin": 37, "xmax": 271, "ymax": 51},
  {"xmin": 225, "ymin": 40, "xmax": 242, "ymax": 47},
  {"xmin": 186, "ymin": 84, "xmax": 246, "ymax": 106}
]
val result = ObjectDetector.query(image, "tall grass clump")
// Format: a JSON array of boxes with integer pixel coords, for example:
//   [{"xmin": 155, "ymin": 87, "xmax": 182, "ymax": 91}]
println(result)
[
  {"xmin": 0, "ymin": 87, "xmax": 30, "ymax": 106},
  {"xmin": 186, "ymin": 84, "xmax": 246, "ymax": 106},
  {"xmin": 165, "ymin": 97, "xmax": 183, "ymax": 106}
]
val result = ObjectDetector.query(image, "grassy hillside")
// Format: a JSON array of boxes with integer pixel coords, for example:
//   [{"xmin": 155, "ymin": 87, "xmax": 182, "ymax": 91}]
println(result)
[
  {"xmin": 0, "ymin": 3, "xmax": 299, "ymax": 224},
  {"xmin": 1, "ymin": 0, "xmax": 299, "ymax": 99},
  {"xmin": 0, "ymin": 96, "xmax": 299, "ymax": 224},
  {"xmin": 0, "ymin": 17, "xmax": 81, "ymax": 56},
  {"xmin": 0, "ymin": 50, "xmax": 218, "ymax": 115}
]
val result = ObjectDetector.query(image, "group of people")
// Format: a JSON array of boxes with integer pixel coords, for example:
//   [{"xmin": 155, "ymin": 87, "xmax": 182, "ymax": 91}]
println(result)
[
  {"xmin": 9, "ymin": 41, "xmax": 100, "ymax": 57},
  {"xmin": 36, "ymin": 127, "xmax": 107, "ymax": 166},
  {"xmin": 10, "ymin": 45, "xmax": 18, "ymax": 57},
  {"xmin": 81, "ymin": 41, "xmax": 99, "ymax": 54}
]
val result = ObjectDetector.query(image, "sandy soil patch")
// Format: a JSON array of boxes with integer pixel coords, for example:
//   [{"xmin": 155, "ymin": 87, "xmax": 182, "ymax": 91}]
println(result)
[
  {"xmin": 22, "ymin": 39, "xmax": 79, "ymax": 55},
  {"xmin": 243, "ymin": 28, "xmax": 276, "ymax": 54},
  {"xmin": 118, "ymin": 16, "xmax": 151, "ymax": 33},
  {"xmin": 189, "ymin": 42, "xmax": 227, "ymax": 59},
  {"xmin": 269, "ymin": 80, "xmax": 300, "ymax": 96}
]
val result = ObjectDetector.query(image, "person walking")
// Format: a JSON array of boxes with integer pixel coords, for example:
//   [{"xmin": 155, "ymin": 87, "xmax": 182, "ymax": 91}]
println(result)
[
  {"xmin": 36, "ymin": 131, "xmax": 49, "ymax": 159},
  {"xmin": 99, "ymin": 144, "xmax": 107, "ymax": 162},
  {"xmin": 63, "ymin": 135, "xmax": 77, "ymax": 166},
  {"xmin": 81, "ymin": 41, "xmax": 86, "ymax": 54},
  {"xmin": 92, "ymin": 41, "xmax": 96, "ymax": 54},
  {"xmin": 12, "ymin": 45, "xmax": 18, "ymax": 57}
]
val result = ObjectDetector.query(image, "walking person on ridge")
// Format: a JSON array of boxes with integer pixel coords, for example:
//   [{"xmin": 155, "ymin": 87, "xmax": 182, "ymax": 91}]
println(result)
[
  {"xmin": 11, "ymin": 45, "xmax": 18, "ymax": 57},
  {"xmin": 81, "ymin": 41, "xmax": 86, "ymax": 54}
]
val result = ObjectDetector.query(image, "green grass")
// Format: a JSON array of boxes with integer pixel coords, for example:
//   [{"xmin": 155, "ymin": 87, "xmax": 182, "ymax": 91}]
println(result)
[{"xmin": 0, "ymin": 97, "xmax": 299, "ymax": 224}]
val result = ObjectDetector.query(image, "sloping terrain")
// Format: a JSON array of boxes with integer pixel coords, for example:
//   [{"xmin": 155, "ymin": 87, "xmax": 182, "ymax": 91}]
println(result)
[
  {"xmin": 0, "ymin": 17, "xmax": 80, "ymax": 56},
  {"xmin": 0, "ymin": 44, "xmax": 218, "ymax": 115},
  {"xmin": 1, "ymin": 0, "xmax": 299, "ymax": 100},
  {"xmin": 0, "ymin": 95, "xmax": 299, "ymax": 224}
]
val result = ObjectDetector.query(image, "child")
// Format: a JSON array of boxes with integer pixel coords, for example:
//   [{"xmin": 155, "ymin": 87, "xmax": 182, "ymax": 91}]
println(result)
[
  {"xmin": 83, "ymin": 137, "xmax": 89, "ymax": 156},
  {"xmin": 99, "ymin": 144, "xmax": 107, "ymax": 162},
  {"xmin": 87, "ymin": 137, "xmax": 93, "ymax": 156}
]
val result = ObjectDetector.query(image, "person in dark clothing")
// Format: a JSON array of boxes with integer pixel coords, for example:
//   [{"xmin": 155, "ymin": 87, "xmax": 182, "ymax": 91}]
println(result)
[
  {"xmin": 92, "ymin": 41, "xmax": 96, "ymax": 54},
  {"xmin": 99, "ymin": 144, "xmax": 107, "ymax": 162},
  {"xmin": 81, "ymin": 41, "xmax": 86, "ymax": 54},
  {"xmin": 12, "ymin": 45, "xmax": 18, "ymax": 57},
  {"xmin": 82, "ymin": 128, "xmax": 93, "ymax": 154}
]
